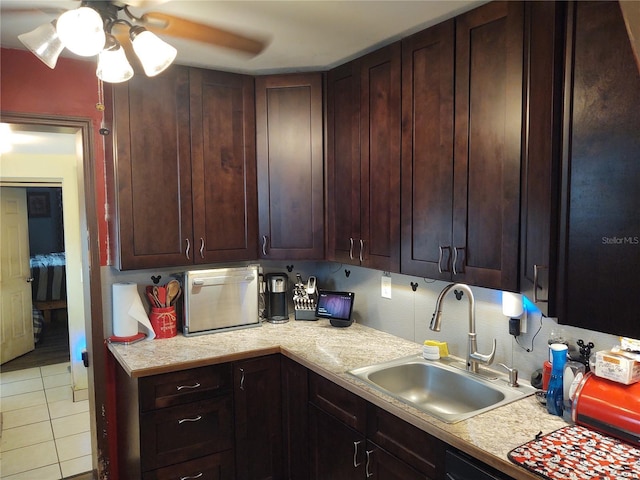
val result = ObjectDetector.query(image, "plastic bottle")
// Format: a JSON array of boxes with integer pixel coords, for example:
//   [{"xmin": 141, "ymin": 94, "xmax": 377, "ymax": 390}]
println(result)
[{"xmin": 546, "ymin": 343, "xmax": 568, "ymax": 416}]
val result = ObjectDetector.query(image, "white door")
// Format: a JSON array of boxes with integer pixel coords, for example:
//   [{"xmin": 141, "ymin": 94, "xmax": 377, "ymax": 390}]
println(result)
[{"xmin": 0, "ymin": 187, "xmax": 34, "ymax": 364}]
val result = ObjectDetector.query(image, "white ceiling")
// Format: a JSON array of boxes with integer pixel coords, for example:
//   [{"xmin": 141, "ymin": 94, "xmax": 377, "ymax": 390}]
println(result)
[{"xmin": 1, "ymin": 0, "xmax": 485, "ymax": 75}]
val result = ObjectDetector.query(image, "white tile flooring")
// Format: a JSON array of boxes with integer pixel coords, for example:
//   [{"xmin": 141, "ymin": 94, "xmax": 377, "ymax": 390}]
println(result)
[{"xmin": 0, "ymin": 363, "xmax": 92, "ymax": 479}]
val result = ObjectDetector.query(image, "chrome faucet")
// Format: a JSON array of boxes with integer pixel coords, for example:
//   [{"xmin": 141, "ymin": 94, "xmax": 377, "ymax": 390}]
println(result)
[{"xmin": 430, "ymin": 283, "xmax": 496, "ymax": 373}]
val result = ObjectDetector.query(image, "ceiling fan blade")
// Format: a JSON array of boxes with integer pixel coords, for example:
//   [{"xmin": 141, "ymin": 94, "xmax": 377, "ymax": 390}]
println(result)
[{"xmin": 139, "ymin": 11, "xmax": 266, "ymax": 56}]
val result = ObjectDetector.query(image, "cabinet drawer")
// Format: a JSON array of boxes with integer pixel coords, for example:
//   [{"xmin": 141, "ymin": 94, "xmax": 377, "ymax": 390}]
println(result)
[
  {"xmin": 142, "ymin": 451, "xmax": 235, "ymax": 480},
  {"xmin": 367, "ymin": 404, "xmax": 445, "ymax": 478},
  {"xmin": 140, "ymin": 364, "xmax": 232, "ymax": 411},
  {"xmin": 309, "ymin": 372, "xmax": 366, "ymax": 433},
  {"xmin": 141, "ymin": 396, "xmax": 233, "ymax": 471}
]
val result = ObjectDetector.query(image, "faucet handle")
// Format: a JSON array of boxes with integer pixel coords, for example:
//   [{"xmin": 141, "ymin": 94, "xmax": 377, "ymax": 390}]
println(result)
[
  {"xmin": 498, "ymin": 363, "xmax": 519, "ymax": 387},
  {"xmin": 469, "ymin": 338, "xmax": 497, "ymax": 366}
]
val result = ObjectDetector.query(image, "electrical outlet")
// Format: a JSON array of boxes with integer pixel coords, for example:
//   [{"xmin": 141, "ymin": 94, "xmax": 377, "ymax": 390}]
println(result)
[
  {"xmin": 381, "ymin": 273, "xmax": 392, "ymax": 299},
  {"xmin": 520, "ymin": 310, "xmax": 528, "ymax": 334}
]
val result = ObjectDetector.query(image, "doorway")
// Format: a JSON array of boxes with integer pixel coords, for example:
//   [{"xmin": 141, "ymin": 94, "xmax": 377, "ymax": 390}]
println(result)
[
  {"xmin": 0, "ymin": 113, "xmax": 105, "ymax": 477},
  {"xmin": 1, "ymin": 185, "xmax": 71, "ymax": 372}
]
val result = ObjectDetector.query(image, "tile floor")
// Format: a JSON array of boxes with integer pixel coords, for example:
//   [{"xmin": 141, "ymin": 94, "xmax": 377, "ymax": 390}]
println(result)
[{"xmin": 0, "ymin": 362, "xmax": 92, "ymax": 479}]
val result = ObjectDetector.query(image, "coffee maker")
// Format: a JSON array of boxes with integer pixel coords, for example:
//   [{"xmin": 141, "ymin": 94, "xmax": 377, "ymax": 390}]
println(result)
[{"xmin": 265, "ymin": 273, "xmax": 289, "ymax": 323}]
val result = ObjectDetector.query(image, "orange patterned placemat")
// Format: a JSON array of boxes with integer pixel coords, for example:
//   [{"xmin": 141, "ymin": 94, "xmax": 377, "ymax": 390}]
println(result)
[{"xmin": 508, "ymin": 425, "xmax": 640, "ymax": 479}]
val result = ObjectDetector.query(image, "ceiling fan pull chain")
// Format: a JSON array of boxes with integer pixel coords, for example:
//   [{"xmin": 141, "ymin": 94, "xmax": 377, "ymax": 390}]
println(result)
[{"xmin": 96, "ymin": 78, "xmax": 105, "ymax": 112}]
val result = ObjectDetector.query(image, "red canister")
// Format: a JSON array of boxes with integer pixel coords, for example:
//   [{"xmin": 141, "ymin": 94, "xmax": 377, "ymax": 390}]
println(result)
[
  {"xmin": 572, "ymin": 372, "xmax": 640, "ymax": 446},
  {"xmin": 149, "ymin": 306, "xmax": 177, "ymax": 339},
  {"xmin": 542, "ymin": 361, "xmax": 552, "ymax": 391}
]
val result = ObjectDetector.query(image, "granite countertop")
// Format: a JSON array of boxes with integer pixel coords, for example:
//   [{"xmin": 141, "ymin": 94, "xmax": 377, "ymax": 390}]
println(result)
[{"xmin": 108, "ymin": 320, "xmax": 568, "ymax": 479}]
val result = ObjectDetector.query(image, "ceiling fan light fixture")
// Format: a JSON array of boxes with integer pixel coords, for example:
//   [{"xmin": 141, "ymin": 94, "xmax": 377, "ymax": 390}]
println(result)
[
  {"xmin": 56, "ymin": 6, "xmax": 106, "ymax": 57},
  {"xmin": 130, "ymin": 26, "xmax": 177, "ymax": 77},
  {"xmin": 97, "ymin": 35, "xmax": 134, "ymax": 83},
  {"xmin": 18, "ymin": 21, "xmax": 64, "ymax": 69}
]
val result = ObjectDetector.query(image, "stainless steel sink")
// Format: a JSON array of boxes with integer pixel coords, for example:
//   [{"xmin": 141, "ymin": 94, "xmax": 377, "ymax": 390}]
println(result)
[{"xmin": 348, "ymin": 355, "xmax": 536, "ymax": 423}]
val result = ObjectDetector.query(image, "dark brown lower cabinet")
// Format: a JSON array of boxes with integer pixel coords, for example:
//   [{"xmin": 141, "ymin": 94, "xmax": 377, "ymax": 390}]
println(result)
[
  {"xmin": 234, "ymin": 355, "xmax": 283, "ymax": 480},
  {"xmin": 114, "ymin": 354, "xmax": 506, "ymax": 480},
  {"xmin": 142, "ymin": 452, "xmax": 235, "ymax": 480},
  {"xmin": 309, "ymin": 405, "xmax": 366, "ymax": 479},
  {"xmin": 308, "ymin": 371, "xmax": 445, "ymax": 480}
]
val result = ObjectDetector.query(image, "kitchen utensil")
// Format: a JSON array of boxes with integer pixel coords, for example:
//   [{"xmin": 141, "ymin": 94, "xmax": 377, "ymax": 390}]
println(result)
[
  {"xmin": 146, "ymin": 286, "xmax": 159, "ymax": 307},
  {"xmin": 152, "ymin": 286, "xmax": 163, "ymax": 308},
  {"xmin": 165, "ymin": 279, "xmax": 181, "ymax": 306}
]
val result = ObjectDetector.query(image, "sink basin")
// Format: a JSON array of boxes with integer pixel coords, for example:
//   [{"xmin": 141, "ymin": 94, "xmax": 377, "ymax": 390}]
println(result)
[{"xmin": 348, "ymin": 355, "xmax": 536, "ymax": 423}]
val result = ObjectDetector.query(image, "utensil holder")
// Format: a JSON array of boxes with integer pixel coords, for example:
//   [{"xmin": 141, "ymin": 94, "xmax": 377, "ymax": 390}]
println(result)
[{"xmin": 150, "ymin": 305, "xmax": 177, "ymax": 339}]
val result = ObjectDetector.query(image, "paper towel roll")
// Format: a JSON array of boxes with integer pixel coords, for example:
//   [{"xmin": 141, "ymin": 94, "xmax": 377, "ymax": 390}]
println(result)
[{"xmin": 112, "ymin": 282, "xmax": 156, "ymax": 339}]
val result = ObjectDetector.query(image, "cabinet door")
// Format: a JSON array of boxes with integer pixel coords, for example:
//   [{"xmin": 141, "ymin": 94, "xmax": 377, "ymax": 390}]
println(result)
[
  {"xmin": 110, "ymin": 66, "xmax": 193, "ymax": 270},
  {"xmin": 360, "ymin": 43, "xmax": 402, "ymax": 272},
  {"xmin": 558, "ymin": 1, "xmax": 640, "ymax": 337},
  {"xmin": 519, "ymin": 2, "xmax": 565, "ymax": 315},
  {"xmin": 281, "ymin": 356, "xmax": 309, "ymax": 480},
  {"xmin": 234, "ymin": 355, "xmax": 283, "ymax": 480},
  {"xmin": 453, "ymin": 2, "xmax": 524, "ymax": 290},
  {"xmin": 327, "ymin": 60, "xmax": 362, "ymax": 265},
  {"xmin": 190, "ymin": 68, "xmax": 258, "ymax": 263},
  {"xmin": 365, "ymin": 442, "xmax": 430, "ymax": 480},
  {"xmin": 256, "ymin": 73, "xmax": 324, "ymax": 259},
  {"xmin": 309, "ymin": 404, "xmax": 366, "ymax": 480},
  {"xmin": 142, "ymin": 451, "xmax": 235, "ymax": 480},
  {"xmin": 400, "ymin": 20, "xmax": 455, "ymax": 279}
]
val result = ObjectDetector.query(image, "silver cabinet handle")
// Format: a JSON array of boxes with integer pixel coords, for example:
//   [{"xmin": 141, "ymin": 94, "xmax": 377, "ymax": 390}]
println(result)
[
  {"xmin": 239, "ymin": 367, "xmax": 245, "ymax": 391},
  {"xmin": 262, "ymin": 235, "xmax": 268, "ymax": 256},
  {"xmin": 185, "ymin": 238, "xmax": 191, "ymax": 260},
  {"xmin": 359, "ymin": 239, "xmax": 364, "ymax": 263},
  {"xmin": 178, "ymin": 415, "xmax": 202, "ymax": 424},
  {"xmin": 349, "ymin": 238, "xmax": 354, "ymax": 260},
  {"xmin": 353, "ymin": 440, "xmax": 362, "ymax": 467},
  {"xmin": 533, "ymin": 264, "xmax": 548, "ymax": 303},
  {"xmin": 176, "ymin": 382, "xmax": 201, "ymax": 391},
  {"xmin": 452, "ymin": 246, "xmax": 465, "ymax": 275},
  {"xmin": 180, "ymin": 473, "xmax": 203, "ymax": 480},
  {"xmin": 199, "ymin": 238, "xmax": 205, "ymax": 258},
  {"xmin": 438, "ymin": 246, "xmax": 451, "ymax": 273},
  {"xmin": 365, "ymin": 449, "xmax": 374, "ymax": 478},
  {"xmin": 26, "ymin": 277, "xmax": 34, "ymax": 283}
]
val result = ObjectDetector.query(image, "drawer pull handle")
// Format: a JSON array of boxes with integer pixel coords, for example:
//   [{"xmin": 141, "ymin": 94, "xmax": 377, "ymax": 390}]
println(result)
[
  {"xmin": 365, "ymin": 449, "xmax": 374, "ymax": 477},
  {"xmin": 353, "ymin": 440, "xmax": 362, "ymax": 467},
  {"xmin": 239, "ymin": 367, "xmax": 245, "ymax": 391},
  {"xmin": 180, "ymin": 473, "xmax": 203, "ymax": 480},
  {"xmin": 178, "ymin": 415, "xmax": 202, "ymax": 424},
  {"xmin": 176, "ymin": 382, "xmax": 201, "ymax": 391}
]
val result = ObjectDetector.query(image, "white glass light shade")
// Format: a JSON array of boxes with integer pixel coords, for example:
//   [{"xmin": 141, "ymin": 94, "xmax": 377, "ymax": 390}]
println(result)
[
  {"xmin": 97, "ymin": 39, "xmax": 134, "ymax": 83},
  {"xmin": 130, "ymin": 27, "xmax": 177, "ymax": 77},
  {"xmin": 18, "ymin": 21, "xmax": 64, "ymax": 69},
  {"xmin": 56, "ymin": 7, "xmax": 106, "ymax": 57}
]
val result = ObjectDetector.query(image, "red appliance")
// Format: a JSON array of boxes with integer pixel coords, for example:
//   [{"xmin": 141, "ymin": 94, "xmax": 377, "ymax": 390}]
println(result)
[{"xmin": 572, "ymin": 372, "xmax": 640, "ymax": 446}]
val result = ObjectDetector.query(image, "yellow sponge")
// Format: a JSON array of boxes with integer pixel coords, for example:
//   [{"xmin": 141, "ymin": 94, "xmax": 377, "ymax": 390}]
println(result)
[{"xmin": 424, "ymin": 340, "xmax": 449, "ymax": 358}]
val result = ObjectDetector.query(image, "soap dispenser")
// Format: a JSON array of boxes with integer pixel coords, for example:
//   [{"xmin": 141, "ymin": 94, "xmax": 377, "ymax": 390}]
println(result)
[{"xmin": 546, "ymin": 343, "xmax": 568, "ymax": 416}]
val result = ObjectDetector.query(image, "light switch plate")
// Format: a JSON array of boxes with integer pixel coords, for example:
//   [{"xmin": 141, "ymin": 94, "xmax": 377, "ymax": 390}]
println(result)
[{"xmin": 381, "ymin": 273, "xmax": 392, "ymax": 299}]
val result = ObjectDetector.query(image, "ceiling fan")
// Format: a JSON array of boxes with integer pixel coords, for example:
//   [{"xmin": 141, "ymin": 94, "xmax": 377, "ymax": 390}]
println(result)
[{"xmin": 14, "ymin": 0, "xmax": 267, "ymax": 82}]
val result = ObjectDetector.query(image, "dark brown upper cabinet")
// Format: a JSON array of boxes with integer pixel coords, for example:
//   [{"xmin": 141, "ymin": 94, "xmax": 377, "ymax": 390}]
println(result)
[
  {"xmin": 400, "ymin": 20, "xmax": 455, "ymax": 280},
  {"xmin": 189, "ymin": 69, "xmax": 258, "ymax": 264},
  {"xmin": 255, "ymin": 73, "xmax": 324, "ymax": 260},
  {"xmin": 108, "ymin": 67, "xmax": 257, "ymax": 270},
  {"xmin": 556, "ymin": 1, "xmax": 640, "ymax": 337},
  {"xmin": 327, "ymin": 43, "xmax": 401, "ymax": 272},
  {"xmin": 401, "ymin": 2, "xmax": 523, "ymax": 291},
  {"xmin": 519, "ymin": 2, "xmax": 566, "ymax": 316},
  {"xmin": 452, "ymin": 1, "xmax": 523, "ymax": 291},
  {"xmin": 109, "ymin": 66, "xmax": 193, "ymax": 270}
]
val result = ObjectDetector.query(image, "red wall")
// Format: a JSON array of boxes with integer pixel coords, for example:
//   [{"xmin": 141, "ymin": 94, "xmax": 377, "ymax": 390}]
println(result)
[{"xmin": 1, "ymin": 47, "xmax": 108, "ymax": 265}]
